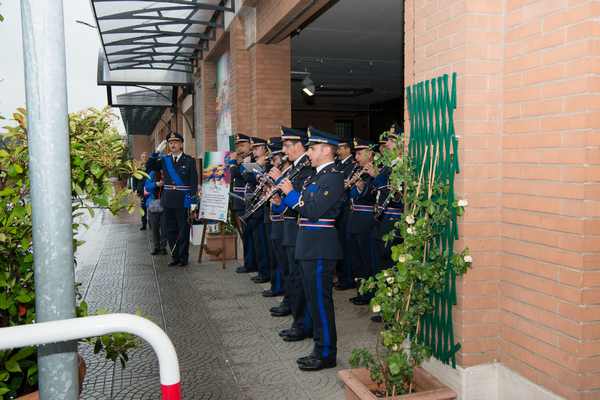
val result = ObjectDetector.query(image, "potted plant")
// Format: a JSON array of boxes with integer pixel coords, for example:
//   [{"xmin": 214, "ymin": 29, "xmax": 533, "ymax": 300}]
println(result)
[
  {"xmin": 0, "ymin": 108, "xmax": 144, "ymax": 399},
  {"xmin": 339, "ymin": 137, "xmax": 472, "ymax": 399},
  {"xmin": 204, "ymin": 220, "xmax": 237, "ymax": 261}
]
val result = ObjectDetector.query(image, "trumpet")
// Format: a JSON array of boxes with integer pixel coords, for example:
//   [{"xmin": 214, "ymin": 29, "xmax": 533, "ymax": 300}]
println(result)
[{"xmin": 240, "ymin": 156, "xmax": 311, "ymax": 221}]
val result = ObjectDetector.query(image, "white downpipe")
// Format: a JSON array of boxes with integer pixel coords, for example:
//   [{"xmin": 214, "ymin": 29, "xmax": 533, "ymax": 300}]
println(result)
[{"xmin": 0, "ymin": 314, "xmax": 181, "ymax": 399}]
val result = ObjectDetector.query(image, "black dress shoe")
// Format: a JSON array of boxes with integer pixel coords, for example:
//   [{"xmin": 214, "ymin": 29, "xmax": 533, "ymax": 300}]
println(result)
[
  {"xmin": 252, "ymin": 276, "xmax": 270, "ymax": 284},
  {"xmin": 296, "ymin": 353, "xmax": 319, "ymax": 365},
  {"xmin": 270, "ymin": 308, "xmax": 292, "ymax": 317},
  {"xmin": 282, "ymin": 331, "xmax": 310, "ymax": 342},
  {"xmin": 371, "ymin": 315, "xmax": 383, "ymax": 323},
  {"xmin": 235, "ymin": 266, "xmax": 256, "ymax": 274},
  {"xmin": 168, "ymin": 260, "xmax": 180, "ymax": 267},
  {"xmin": 351, "ymin": 297, "xmax": 370, "ymax": 306},
  {"xmin": 178, "ymin": 261, "xmax": 189, "ymax": 267},
  {"xmin": 140, "ymin": 226, "xmax": 147, "ymax": 231},
  {"xmin": 298, "ymin": 357, "xmax": 337, "ymax": 371},
  {"xmin": 270, "ymin": 304, "xmax": 290, "ymax": 313},
  {"xmin": 151, "ymin": 249, "xmax": 161, "ymax": 255},
  {"xmin": 278, "ymin": 328, "xmax": 293, "ymax": 337},
  {"xmin": 349, "ymin": 296, "xmax": 359, "ymax": 303},
  {"xmin": 263, "ymin": 290, "xmax": 284, "ymax": 298}
]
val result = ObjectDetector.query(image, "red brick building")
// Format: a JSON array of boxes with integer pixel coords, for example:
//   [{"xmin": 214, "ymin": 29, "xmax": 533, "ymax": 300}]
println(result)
[{"xmin": 93, "ymin": 1, "xmax": 600, "ymax": 398}]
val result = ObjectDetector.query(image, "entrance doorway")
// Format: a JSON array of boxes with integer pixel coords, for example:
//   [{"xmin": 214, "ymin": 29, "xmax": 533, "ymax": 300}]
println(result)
[{"xmin": 290, "ymin": 0, "xmax": 404, "ymax": 142}]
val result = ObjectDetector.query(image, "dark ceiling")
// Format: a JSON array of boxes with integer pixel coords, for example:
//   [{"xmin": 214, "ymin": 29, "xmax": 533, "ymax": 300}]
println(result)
[{"xmin": 291, "ymin": 0, "xmax": 404, "ymax": 108}]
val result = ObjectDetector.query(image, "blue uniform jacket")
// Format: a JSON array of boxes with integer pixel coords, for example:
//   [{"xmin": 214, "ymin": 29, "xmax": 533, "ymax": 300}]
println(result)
[{"xmin": 281, "ymin": 162, "xmax": 345, "ymax": 260}]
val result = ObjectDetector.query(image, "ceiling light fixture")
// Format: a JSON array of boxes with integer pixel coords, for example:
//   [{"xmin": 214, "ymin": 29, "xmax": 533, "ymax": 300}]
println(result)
[{"xmin": 302, "ymin": 76, "xmax": 316, "ymax": 96}]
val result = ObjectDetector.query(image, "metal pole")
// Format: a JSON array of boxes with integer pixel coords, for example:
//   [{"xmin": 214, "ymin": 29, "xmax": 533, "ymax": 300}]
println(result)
[{"xmin": 20, "ymin": 1, "xmax": 78, "ymax": 399}]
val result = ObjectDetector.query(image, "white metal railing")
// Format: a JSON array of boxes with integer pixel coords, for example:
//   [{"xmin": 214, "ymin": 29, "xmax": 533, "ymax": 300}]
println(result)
[{"xmin": 0, "ymin": 314, "xmax": 181, "ymax": 400}]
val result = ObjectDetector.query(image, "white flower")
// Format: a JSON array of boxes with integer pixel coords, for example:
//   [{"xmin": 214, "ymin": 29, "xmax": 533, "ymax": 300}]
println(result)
[
  {"xmin": 398, "ymin": 254, "xmax": 406, "ymax": 263},
  {"xmin": 458, "ymin": 199, "xmax": 469, "ymax": 207},
  {"xmin": 383, "ymin": 271, "xmax": 389, "ymax": 277},
  {"xmin": 405, "ymin": 215, "xmax": 415, "ymax": 225},
  {"xmin": 407, "ymin": 227, "xmax": 416, "ymax": 235},
  {"xmin": 391, "ymin": 158, "xmax": 400, "ymax": 166},
  {"xmin": 386, "ymin": 277, "xmax": 394, "ymax": 284},
  {"xmin": 464, "ymin": 255, "xmax": 473, "ymax": 263},
  {"xmin": 392, "ymin": 344, "xmax": 399, "ymax": 351},
  {"xmin": 387, "ymin": 291, "xmax": 392, "ymax": 297},
  {"xmin": 372, "ymin": 304, "xmax": 381, "ymax": 313}
]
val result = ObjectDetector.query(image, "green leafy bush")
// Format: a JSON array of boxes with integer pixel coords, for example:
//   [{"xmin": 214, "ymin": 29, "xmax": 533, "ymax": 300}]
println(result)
[
  {"xmin": 0, "ymin": 108, "xmax": 145, "ymax": 398},
  {"xmin": 350, "ymin": 135, "xmax": 472, "ymax": 397}
]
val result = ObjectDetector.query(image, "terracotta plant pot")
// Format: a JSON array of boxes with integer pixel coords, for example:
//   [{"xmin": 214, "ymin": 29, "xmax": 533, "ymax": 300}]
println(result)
[
  {"xmin": 17, "ymin": 354, "xmax": 87, "ymax": 400},
  {"xmin": 338, "ymin": 367, "xmax": 456, "ymax": 400},
  {"xmin": 205, "ymin": 234, "xmax": 237, "ymax": 261}
]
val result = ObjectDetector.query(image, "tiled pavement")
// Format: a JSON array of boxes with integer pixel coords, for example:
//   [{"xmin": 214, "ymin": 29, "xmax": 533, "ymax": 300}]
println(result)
[{"xmin": 75, "ymin": 211, "xmax": 379, "ymax": 399}]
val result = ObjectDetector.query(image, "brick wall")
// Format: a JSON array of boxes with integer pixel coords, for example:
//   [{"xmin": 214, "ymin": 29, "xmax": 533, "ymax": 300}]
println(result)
[
  {"xmin": 501, "ymin": 1, "xmax": 600, "ymax": 398},
  {"xmin": 250, "ymin": 39, "xmax": 292, "ymax": 138},
  {"xmin": 200, "ymin": 60, "xmax": 217, "ymax": 151},
  {"xmin": 405, "ymin": 0, "xmax": 504, "ymax": 369},
  {"xmin": 407, "ymin": 0, "xmax": 600, "ymax": 398}
]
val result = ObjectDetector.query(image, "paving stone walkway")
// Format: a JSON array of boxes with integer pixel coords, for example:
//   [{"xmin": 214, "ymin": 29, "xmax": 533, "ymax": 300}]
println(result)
[{"xmin": 75, "ymin": 211, "xmax": 379, "ymax": 399}]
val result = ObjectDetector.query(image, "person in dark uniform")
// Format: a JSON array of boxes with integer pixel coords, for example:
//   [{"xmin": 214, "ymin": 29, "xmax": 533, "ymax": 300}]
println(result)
[
  {"xmin": 334, "ymin": 138, "xmax": 356, "ymax": 291},
  {"xmin": 229, "ymin": 134, "xmax": 256, "ymax": 274},
  {"xmin": 156, "ymin": 132, "xmax": 198, "ymax": 267},
  {"xmin": 276, "ymin": 127, "xmax": 345, "ymax": 371},
  {"xmin": 134, "ymin": 152, "xmax": 149, "ymax": 231},
  {"xmin": 263, "ymin": 137, "xmax": 289, "ymax": 298},
  {"xmin": 246, "ymin": 136, "xmax": 271, "ymax": 284},
  {"xmin": 268, "ymin": 127, "xmax": 313, "ymax": 340},
  {"xmin": 373, "ymin": 126, "xmax": 404, "ymax": 272},
  {"xmin": 347, "ymin": 138, "xmax": 377, "ymax": 305}
]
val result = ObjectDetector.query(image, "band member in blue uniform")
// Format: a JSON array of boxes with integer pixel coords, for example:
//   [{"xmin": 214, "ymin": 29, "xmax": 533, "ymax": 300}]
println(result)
[
  {"xmin": 229, "ymin": 134, "xmax": 257, "ymax": 274},
  {"xmin": 347, "ymin": 138, "xmax": 377, "ymax": 305},
  {"xmin": 334, "ymin": 138, "xmax": 356, "ymax": 291},
  {"xmin": 157, "ymin": 132, "xmax": 198, "ymax": 267},
  {"xmin": 263, "ymin": 137, "xmax": 289, "ymax": 298},
  {"xmin": 247, "ymin": 136, "xmax": 271, "ymax": 284},
  {"xmin": 268, "ymin": 127, "xmax": 313, "ymax": 339},
  {"xmin": 373, "ymin": 126, "xmax": 404, "ymax": 271},
  {"xmin": 276, "ymin": 127, "xmax": 345, "ymax": 371}
]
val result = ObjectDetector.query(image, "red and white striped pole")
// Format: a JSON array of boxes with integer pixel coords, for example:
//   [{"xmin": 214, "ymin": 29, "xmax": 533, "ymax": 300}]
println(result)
[{"xmin": 0, "ymin": 314, "xmax": 181, "ymax": 400}]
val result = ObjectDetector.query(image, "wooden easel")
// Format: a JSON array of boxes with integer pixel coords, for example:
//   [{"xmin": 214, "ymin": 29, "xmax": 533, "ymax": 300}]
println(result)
[{"xmin": 197, "ymin": 220, "xmax": 227, "ymax": 269}]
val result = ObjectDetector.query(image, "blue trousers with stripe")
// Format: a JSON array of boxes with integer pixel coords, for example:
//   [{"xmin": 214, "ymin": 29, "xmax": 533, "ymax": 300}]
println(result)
[
  {"xmin": 252, "ymin": 221, "xmax": 270, "ymax": 279},
  {"xmin": 301, "ymin": 259, "xmax": 337, "ymax": 360},
  {"xmin": 242, "ymin": 222, "xmax": 256, "ymax": 271},
  {"xmin": 287, "ymin": 246, "xmax": 312, "ymax": 335},
  {"xmin": 269, "ymin": 238, "xmax": 286, "ymax": 294}
]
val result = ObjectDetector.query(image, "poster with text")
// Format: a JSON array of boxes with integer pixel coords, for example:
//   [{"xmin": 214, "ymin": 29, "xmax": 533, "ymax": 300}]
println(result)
[{"xmin": 199, "ymin": 151, "xmax": 231, "ymax": 222}]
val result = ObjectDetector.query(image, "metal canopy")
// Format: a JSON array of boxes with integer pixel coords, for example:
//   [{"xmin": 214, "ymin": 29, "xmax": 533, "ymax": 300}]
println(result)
[
  {"xmin": 120, "ymin": 105, "xmax": 167, "ymax": 135},
  {"xmin": 112, "ymin": 86, "xmax": 174, "ymax": 107},
  {"xmin": 90, "ymin": 0, "xmax": 234, "ymax": 76},
  {"xmin": 115, "ymin": 87, "xmax": 172, "ymax": 135}
]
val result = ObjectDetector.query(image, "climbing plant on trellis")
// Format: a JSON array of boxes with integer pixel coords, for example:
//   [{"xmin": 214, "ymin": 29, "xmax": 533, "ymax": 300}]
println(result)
[{"xmin": 405, "ymin": 72, "xmax": 461, "ymax": 367}]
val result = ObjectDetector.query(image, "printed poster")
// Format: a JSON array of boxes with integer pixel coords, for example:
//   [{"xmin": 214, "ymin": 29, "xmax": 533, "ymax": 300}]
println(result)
[{"xmin": 199, "ymin": 151, "xmax": 231, "ymax": 222}]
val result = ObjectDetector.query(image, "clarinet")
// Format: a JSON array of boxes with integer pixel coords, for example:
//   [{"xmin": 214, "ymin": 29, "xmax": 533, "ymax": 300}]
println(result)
[
  {"xmin": 240, "ymin": 157, "xmax": 311, "ymax": 222},
  {"xmin": 344, "ymin": 165, "xmax": 370, "ymax": 189}
]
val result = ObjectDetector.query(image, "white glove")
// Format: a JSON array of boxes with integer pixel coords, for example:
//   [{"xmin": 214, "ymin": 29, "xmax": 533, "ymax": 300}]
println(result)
[{"xmin": 155, "ymin": 140, "xmax": 167, "ymax": 153}]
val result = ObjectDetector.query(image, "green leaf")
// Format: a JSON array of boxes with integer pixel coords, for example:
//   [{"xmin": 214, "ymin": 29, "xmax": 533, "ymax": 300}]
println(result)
[
  {"xmin": 0, "ymin": 371, "xmax": 9, "ymax": 382},
  {"xmin": 0, "ymin": 293, "xmax": 13, "ymax": 310},
  {"xmin": 11, "ymin": 346, "xmax": 34, "ymax": 361},
  {"xmin": 15, "ymin": 293, "xmax": 32, "ymax": 303},
  {"xmin": 5, "ymin": 358, "xmax": 21, "ymax": 373}
]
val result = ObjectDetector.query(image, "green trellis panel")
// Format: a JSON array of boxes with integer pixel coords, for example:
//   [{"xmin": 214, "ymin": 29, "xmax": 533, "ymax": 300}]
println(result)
[{"xmin": 405, "ymin": 73, "xmax": 460, "ymax": 368}]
